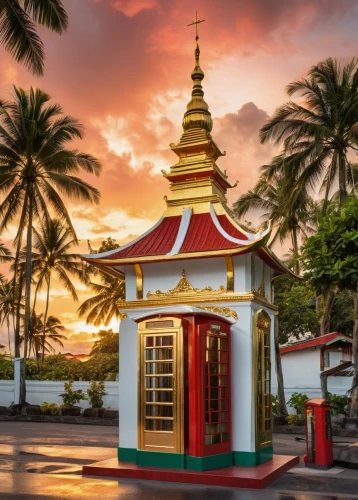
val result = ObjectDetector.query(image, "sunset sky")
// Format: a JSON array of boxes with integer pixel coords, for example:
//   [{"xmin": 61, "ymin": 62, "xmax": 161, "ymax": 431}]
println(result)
[{"xmin": 0, "ymin": 0, "xmax": 357, "ymax": 354}]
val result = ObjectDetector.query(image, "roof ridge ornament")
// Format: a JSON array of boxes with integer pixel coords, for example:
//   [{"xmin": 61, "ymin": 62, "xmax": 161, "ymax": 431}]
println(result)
[{"xmin": 182, "ymin": 12, "xmax": 213, "ymax": 133}]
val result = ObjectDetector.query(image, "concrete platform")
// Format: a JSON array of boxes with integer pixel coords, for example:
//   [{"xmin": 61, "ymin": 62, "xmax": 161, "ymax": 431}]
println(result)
[{"xmin": 83, "ymin": 454, "xmax": 299, "ymax": 489}]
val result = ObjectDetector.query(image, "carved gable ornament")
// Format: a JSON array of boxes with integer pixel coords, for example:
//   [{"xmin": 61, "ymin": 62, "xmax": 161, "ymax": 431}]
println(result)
[{"xmin": 146, "ymin": 270, "xmax": 226, "ymax": 299}]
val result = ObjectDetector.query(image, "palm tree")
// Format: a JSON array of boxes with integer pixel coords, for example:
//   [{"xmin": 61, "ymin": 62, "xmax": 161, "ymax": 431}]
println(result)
[
  {"xmin": 27, "ymin": 312, "xmax": 66, "ymax": 363},
  {"xmin": 30, "ymin": 218, "xmax": 86, "ymax": 360},
  {"xmin": 0, "ymin": 242, "xmax": 12, "ymax": 262},
  {"xmin": 260, "ymin": 57, "xmax": 358, "ymax": 208},
  {"xmin": 78, "ymin": 277, "xmax": 125, "ymax": 327},
  {"xmin": 0, "ymin": 274, "xmax": 15, "ymax": 359},
  {"xmin": 0, "ymin": 87, "xmax": 101, "ymax": 401},
  {"xmin": 0, "ymin": 0, "xmax": 68, "ymax": 75},
  {"xmin": 233, "ymin": 171, "xmax": 317, "ymax": 274}
]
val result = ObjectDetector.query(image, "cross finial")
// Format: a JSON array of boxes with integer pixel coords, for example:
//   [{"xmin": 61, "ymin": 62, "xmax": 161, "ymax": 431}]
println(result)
[{"xmin": 187, "ymin": 11, "xmax": 205, "ymax": 41}]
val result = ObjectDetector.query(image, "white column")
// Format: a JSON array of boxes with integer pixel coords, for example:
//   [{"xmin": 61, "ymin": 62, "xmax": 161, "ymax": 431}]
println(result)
[
  {"xmin": 118, "ymin": 318, "xmax": 138, "ymax": 450},
  {"xmin": 230, "ymin": 304, "xmax": 254, "ymax": 452}
]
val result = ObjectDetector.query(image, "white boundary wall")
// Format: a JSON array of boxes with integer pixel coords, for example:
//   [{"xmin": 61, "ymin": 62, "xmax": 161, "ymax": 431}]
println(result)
[{"xmin": 0, "ymin": 380, "xmax": 119, "ymax": 409}]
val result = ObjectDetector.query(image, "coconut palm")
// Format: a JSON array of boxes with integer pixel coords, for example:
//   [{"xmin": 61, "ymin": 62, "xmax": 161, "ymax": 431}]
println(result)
[
  {"xmin": 30, "ymin": 218, "xmax": 86, "ymax": 360},
  {"xmin": 0, "ymin": 274, "xmax": 15, "ymax": 359},
  {"xmin": 233, "ymin": 171, "xmax": 317, "ymax": 274},
  {"xmin": 78, "ymin": 277, "xmax": 125, "ymax": 327},
  {"xmin": 260, "ymin": 57, "xmax": 358, "ymax": 208},
  {"xmin": 0, "ymin": 242, "xmax": 12, "ymax": 262},
  {"xmin": 0, "ymin": 86, "xmax": 101, "ymax": 393},
  {"xmin": 0, "ymin": 0, "xmax": 68, "ymax": 75},
  {"xmin": 27, "ymin": 312, "xmax": 66, "ymax": 362}
]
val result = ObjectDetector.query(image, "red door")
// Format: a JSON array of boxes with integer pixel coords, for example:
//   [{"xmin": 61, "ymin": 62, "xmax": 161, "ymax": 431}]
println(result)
[{"xmin": 188, "ymin": 316, "xmax": 231, "ymax": 457}]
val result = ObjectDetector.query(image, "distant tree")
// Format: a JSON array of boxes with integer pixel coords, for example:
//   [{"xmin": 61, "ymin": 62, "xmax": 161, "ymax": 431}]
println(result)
[
  {"xmin": 30, "ymin": 218, "xmax": 85, "ymax": 360},
  {"xmin": 260, "ymin": 57, "xmax": 358, "ymax": 208},
  {"xmin": 26, "ymin": 313, "xmax": 66, "ymax": 366},
  {"xmin": 90, "ymin": 329, "xmax": 118, "ymax": 356},
  {"xmin": 79, "ymin": 237, "xmax": 125, "ymax": 326},
  {"xmin": 0, "ymin": 86, "xmax": 101, "ymax": 403},
  {"xmin": 302, "ymin": 196, "xmax": 358, "ymax": 416},
  {"xmin": 0, "ymin": 0, "xmax": 68, "ymax": 75},
  {"xmin": 274, "ymin": 276, "xmax": 319, "ymax": 343}
]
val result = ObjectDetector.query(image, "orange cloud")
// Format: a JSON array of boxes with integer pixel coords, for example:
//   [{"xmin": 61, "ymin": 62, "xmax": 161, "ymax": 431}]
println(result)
[{"xmin": 111, "ymin": 0, "xmax": 159, "ymax": 17}]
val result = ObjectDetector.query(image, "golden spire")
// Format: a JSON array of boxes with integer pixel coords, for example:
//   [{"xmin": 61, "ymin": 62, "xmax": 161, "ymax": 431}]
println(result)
[{"xmin": 183, "ymin": 13, "xmax": 213, "ymax": 133}]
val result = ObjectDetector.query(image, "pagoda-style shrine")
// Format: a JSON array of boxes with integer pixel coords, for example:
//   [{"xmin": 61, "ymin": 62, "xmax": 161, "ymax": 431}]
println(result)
[{"xmin": 82, "ymin": 30, "xmax": 298, "ymax": 487}]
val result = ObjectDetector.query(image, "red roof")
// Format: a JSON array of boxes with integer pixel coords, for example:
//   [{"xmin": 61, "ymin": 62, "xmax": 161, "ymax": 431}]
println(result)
[
  {"xmin": 97, "ymin": 211, "xmax": 249, "ymax": 261},
  {"xmin": 180, "ymin": 213, "xmax": 247, "ymax": 253},
  {"xmin": 105, "ymin": 216, "xmax": 181, "ymax": 259},
  {"xmin": 280, "ymin": 332, "xmax": 352, "ymax": 354}
]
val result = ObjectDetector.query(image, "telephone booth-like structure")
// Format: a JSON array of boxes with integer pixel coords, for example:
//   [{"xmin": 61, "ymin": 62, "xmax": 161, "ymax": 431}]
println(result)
[
  {"xmin": 304, "ymin": 399, "xmax": 333, "ymax": 469},
  {"xmin": 82, "ymin": 36, "xmax": 299, "ymax": 475},
  {"xmin": 136, "ymin": 314, "xmax": 232, "ymax": 469}
]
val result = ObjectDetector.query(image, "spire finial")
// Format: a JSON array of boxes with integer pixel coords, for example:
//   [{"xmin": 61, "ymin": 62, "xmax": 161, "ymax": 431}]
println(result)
[
  {"xmin": 183, "ymin": 12, "xmax": 212, "ymax": 132},
  {"xmin": 187, "ymin": 11, "xmax": 205, "ymax": 41}
]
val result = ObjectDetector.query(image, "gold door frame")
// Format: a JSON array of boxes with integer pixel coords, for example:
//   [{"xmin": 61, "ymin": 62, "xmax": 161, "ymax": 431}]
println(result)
[
  {"xmin": 252, "ymin": 309, "xmax": 272, "ymax": 449},
  {"xmin": 137, "ymin": 316, "xmax": 184, "ymax": 454}
]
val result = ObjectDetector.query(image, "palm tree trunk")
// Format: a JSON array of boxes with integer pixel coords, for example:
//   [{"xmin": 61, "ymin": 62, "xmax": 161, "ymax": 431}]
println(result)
[
  {"xmin": 23, "ymin": 197, "xmax": 33, "ymax": 362},
  {"xmin": 274, "ymin": 315, "xmax": 288, "ymax": 416},
  {"xmin": 350, "ymin": 287, "xmax": 358, "ymax": 417},
  {"xmin": 338, "ymin": 152, "xmax": 348, "ymax": 206},
  {"xmin": 291, "ymin": 226, "xmax": 300, "ymax": 275},
  {"xmin": 7, "ymin": 317, "xmax": 12, "ymax": 361},
  {"xmin": 319, "ymin": 290, "xmax": 335, "ymax": 337},
  {"xmin": 42, "ymin": 276, "xmax": 51, "ymax": 362},
  {"xmin": 21, "ymin": 196, "xmax": 34, "ymax": 404}
]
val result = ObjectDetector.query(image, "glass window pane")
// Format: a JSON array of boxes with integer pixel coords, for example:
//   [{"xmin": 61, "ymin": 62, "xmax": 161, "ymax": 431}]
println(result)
[
  {"xmin": 145, "ymin": 337, "xmax": 154, "ymax": 347},
  {"xmin": 208, "ymin": 337, "xmax": 218, "ymax": 350},
  {"xmin": 222, "ymin": 433, "xmax": 229, "ymax": 443},
  {"xmin": 159, "ymin": 420, "xmax": 173, "ymax": 431},
  {"xmin": 210, "ymin": 364, "xmax": 219, "ymax": 375},
  {"xmin": 145, "ymin": 363, "xmax": 156, "ymax": 375},
  {"xmin": 210, "ymin": 387, "xmax": 219, "ymax": 399},
  {"xmin": 210, "ymin": 375, "xmax": 219, "ymax": 387},
  {"xmin": 219, "ymin": 364, "xmax": 228, "ymax": 375},
  {"xmin": 220, "ymin": 351, "xmax": 228, "ymax": 363},
  {"xmin": 156, "ymin": 362, "xmax": 172, "ymax": 374},
  {"xmin": 158, "ymin": 376, "xmax": 172, "ymax": 389},
  {"xmin": 156, "ymin": 336, "xmax": 173, "ymax": 347},
  {"xmin": 205, "ymin": 435, "xmax": 212, "ymax": 445},
  {"xmin": 220, "ymin": 338, "xmax": 228, "ymax": 351},
  {"xmin": 210, "ymin": 400, "xmax": 219, "ymax": 411},
  {"xmin": 208, "ymin": 351, "xmax": 219, "ymax": 362}
]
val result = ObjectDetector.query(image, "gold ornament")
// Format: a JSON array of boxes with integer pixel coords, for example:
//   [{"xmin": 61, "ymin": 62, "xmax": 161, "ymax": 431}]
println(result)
[
  {"xmin": 146, "ymin": 270, "xmax": 226, "ymax": 298},
  {"xmin": 196, "ymin": 306, "xmax": 238, "ymax": 321}
]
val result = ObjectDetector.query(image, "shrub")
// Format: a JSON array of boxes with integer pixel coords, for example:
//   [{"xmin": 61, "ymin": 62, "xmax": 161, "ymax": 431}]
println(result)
[
  {"xmin": 287, "ymin": 392, "xmax": 309, "ymax": 415},
  {"xmin": 40, "ymin": 402, "xmax": 59, "ymax": 415},
  {"xmin": 87, "ymin": 381, "xmax": 106, "ymax": 408},
  {"xmin": 271, "ymin": 395, "xmax": 280, "ymax": 415},
  {"xmin": 327, "ymin": 392, "xmax": 351, "ymax": 416},
  {"xmin": 286, "ymin": 414, "xmax": 300, "ymax": 425},
  {"xmin": 60, "ymin": 381, "xmax": 87, "ymax": 407}
]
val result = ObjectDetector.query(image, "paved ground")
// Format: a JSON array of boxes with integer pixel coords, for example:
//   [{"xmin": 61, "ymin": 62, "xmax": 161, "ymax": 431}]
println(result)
[{"xmin": 1, "ymin": 422, "xmax": 358, "ymax": 499}]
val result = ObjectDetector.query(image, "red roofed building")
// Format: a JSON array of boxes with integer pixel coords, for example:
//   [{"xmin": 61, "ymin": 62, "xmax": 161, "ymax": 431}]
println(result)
[
  {"xmin": 274, "ymin": 333, "xmax": 353, "ymax": 409},
  {"xmin": 81, "ymin": 34, "xmax": 298, "ymax": 481}
]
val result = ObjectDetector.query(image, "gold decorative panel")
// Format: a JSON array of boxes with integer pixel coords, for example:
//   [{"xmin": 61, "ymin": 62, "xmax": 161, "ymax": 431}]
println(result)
[
  {"xmin": 146, "ymin": 270, "xmax": 226, "ymax": 299},
  {"xmin": 196, "ymin": 306, "xmax": 238, "ymax": 321}
]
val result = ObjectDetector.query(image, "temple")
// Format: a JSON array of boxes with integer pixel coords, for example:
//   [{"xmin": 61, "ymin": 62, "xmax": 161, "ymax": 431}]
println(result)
[{"xmin": 81, "ymin": 33, "xmax": 298, "ymax": 487}]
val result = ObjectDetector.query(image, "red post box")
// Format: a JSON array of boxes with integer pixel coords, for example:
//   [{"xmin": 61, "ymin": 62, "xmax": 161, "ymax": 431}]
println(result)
[{"xmin": 303, "ymin": 398, "xmax": 333, "ymax": 469}]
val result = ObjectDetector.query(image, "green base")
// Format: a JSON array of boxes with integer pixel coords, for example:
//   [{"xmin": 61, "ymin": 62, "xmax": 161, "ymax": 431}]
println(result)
[
  {"xmin": 136, "ymin": 450, "xmax": 185, "ymax": 469},
  {"xmin": 233, "ymin": 446, "xmax": 273, "ymax": 467},
  {"xmin": 118, "ymin": 447, "xmax": 273, "ymax": 469},
  {"xmin": 186, "ymin": 452, "xmax": 233, "ymax": 471}
]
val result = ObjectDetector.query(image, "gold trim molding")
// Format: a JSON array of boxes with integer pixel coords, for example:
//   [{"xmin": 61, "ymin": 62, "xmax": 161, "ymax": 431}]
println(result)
[
  {"xmin": 197, "ymin": 306, "xmax": 238, "ymax": 321},
  {"xmin": 118, "ymin": 312, "xmax": 127, "ymax": 320},
  {"xmin": 116, "ymin": 291, "xmax": 277, "ymax": 311},
  {"xmin": 134, "ymin": 263, "xmax": 143, "ymax": 300},
  {"xmin": 146, "ymin": 270, "xmax": 226, "ymax": 299},
  {"xmin": 225, "ymin": 256, "xmax": 234, "ymax": 293}
]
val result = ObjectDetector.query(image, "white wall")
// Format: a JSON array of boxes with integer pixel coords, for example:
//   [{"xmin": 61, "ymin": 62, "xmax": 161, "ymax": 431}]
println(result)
[
  {"xmin": 0, "ymin": 380, "xmax": 119, "ymax": 408},
  {"xmin": 271, "ymin": 349, "xmax": 353, "ymax": 412}
]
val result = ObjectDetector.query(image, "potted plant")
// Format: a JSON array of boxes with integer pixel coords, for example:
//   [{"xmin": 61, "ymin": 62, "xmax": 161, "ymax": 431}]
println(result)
[
  {"xmin": 84, "ymin": 381, "xmax": 107, "ymax": 418},
  {"xmin": 59, "ymin": 381, "xmax": 87, "ymax": 416}
]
